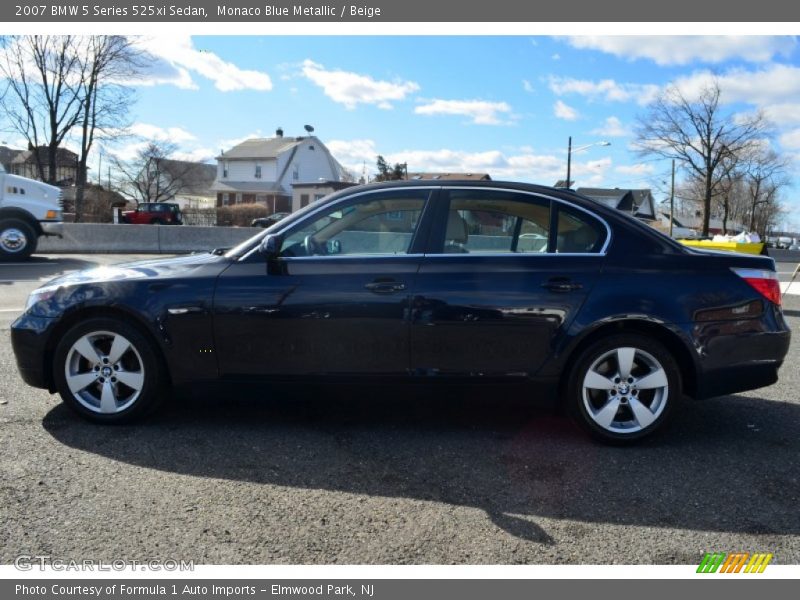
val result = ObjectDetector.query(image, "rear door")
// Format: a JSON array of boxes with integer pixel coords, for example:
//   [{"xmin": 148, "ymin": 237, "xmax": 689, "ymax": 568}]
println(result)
[{"xmin": 410, "ymin": 187, "xmax": 608, "ymax": 377}]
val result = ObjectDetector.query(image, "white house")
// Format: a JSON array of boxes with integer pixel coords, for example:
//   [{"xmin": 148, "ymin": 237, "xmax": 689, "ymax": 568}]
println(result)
[{"xmin": 212, "ymin": 129, "xmax": 349, "ymax": 214}]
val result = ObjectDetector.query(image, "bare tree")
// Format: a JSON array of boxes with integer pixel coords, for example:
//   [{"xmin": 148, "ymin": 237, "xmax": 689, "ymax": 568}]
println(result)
[
  {"xmin": 73, "ymin": 36, "xmax": 145, "ymax": 221},
  {"xmin": 0, "ymin": 36, "xmax": 85, "ymax": 183},
  {"xmin": 635, "ymin": 80, "xmax": 771, "ymax": 236},
  {"xmin": 113, "ymin": 142, "xmax": 196, "ymax": 205},
  {"xmin": 741, "ymin": 148, "xmax": 789, "ymax": 234}
]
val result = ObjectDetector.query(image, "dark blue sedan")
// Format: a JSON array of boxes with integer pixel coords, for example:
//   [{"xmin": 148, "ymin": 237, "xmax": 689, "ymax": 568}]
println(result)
[{"xmin": 11, "ymin": 181, "xmax": 790, "ymax": 443}]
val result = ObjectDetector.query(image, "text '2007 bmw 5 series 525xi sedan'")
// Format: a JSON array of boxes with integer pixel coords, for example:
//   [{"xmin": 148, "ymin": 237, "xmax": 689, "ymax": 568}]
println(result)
[{"xmin": 10, "ymin": 181, "xmax": 791, "ymax": 443}]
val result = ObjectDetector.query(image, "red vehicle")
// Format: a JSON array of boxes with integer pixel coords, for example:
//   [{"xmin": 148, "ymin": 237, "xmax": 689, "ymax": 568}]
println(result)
[{"xmin": 121, "ymin": 202, "xmax": 183, "ymax": 225}]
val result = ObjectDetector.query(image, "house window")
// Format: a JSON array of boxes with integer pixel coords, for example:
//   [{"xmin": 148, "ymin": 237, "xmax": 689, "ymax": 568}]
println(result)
[
  {"xmin": 222, "ymin": 193, "xmax": 230, "ymax": 206},
  {"xmin": 20, "ymin": 188, "xmax": 25, "ymax": 195},
  {"xmin": 314, "ymin": 193, "xmax": 325, "ymax": 202},
  {"xmin": 293, "ymin": 165, "xmax": 299, "ymax": 181},
  {"xmin": 255, "ymin": 165, "xmax": 262, "ymax": 179},
  {"xmin": 300, "ymin": 194, "xmax": 310, "ymax": 208},
  {"xmin": 223, "ymin": 162, "xmax": 229, "ymax": 178}
]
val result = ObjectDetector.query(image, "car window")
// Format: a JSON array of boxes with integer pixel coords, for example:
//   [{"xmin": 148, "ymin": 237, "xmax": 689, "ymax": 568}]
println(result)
[
  {"xmin": 280, "ymin": 190, "xmax": 429, "ymax": 257},
  {"xmin": 442, "ymin": 190, "xmax": 550, "ymax": 254},
  {"xmin": 555, "ymin": 206, "xmax": 605, "ymax": 253}
]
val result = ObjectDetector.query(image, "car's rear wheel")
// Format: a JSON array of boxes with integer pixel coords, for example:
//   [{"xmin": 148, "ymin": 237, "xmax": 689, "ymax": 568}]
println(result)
[
  {"xmin": 566, "ymin": 334, "xmax": 680, "ymax": 444},
  {"xmin": 53, "ymin": 318, "xmax": 166, "ymax": 423}
]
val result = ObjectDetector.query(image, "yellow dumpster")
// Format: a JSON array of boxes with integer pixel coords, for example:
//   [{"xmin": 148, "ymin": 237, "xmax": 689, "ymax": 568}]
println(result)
[{"xmin": 679, "ymin": 240, "xmax": 765, "ymax": 255}]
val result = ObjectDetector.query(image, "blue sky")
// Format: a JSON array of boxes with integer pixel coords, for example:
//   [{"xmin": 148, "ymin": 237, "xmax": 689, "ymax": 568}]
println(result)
[{"xmin": 92, "ymin": 35, "xmax": 800, "ymax": 227}]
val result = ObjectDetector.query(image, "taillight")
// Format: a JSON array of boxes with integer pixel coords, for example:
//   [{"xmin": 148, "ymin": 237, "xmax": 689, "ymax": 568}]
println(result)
[{"xmin": 732, "ymin": 268, "xmax": 781, "ymax": 306}]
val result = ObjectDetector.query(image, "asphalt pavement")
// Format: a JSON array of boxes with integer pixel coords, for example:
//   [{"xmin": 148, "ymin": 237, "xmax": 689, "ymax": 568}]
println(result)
[{"xmin": 1, "ymin": 254, "xmax": 799, "ymax": 565}]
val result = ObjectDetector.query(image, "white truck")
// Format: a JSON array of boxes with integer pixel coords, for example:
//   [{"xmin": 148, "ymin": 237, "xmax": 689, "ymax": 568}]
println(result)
[{"xmin": 0, "ymin": 164, "xmax": 63, "ymax": 260}]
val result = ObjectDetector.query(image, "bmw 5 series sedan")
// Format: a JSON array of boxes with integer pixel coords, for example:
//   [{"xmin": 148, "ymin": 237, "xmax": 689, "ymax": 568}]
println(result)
[{"xmin": 11, "ymin": 181, "xmax": 791, "ymax": 443}]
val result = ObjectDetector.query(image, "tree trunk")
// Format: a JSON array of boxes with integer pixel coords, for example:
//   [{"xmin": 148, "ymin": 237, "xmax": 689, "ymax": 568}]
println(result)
[
  {"xmin": 722, "ymin": 195, "xmax": 729, "ymax": 235},
  {"xmin": 702, "ymin": 172, "xmax": 712, "ymax": 237}
]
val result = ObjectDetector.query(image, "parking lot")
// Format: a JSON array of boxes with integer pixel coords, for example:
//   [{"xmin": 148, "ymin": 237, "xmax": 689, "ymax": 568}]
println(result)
[{"xmin": 1, "ymin": 253, "xmax": 799, "ymax": 564}]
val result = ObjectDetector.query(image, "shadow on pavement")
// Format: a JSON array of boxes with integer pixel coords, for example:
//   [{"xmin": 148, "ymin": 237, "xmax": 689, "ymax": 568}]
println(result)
[{"xmin": 42, "ymin": 384, "xmax": 800, "ymax": 543}]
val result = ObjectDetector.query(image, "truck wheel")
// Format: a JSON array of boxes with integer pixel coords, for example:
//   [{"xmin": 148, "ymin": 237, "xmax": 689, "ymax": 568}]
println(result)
[{"xmin": 0, "ymin": 218, "xmax": 37, "ymax": 260}]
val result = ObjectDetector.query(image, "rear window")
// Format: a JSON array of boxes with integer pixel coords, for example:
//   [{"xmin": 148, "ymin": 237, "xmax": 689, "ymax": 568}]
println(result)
[{"xmin": 555, "ymin": 207, "xmax": 605, "ymax": 253}]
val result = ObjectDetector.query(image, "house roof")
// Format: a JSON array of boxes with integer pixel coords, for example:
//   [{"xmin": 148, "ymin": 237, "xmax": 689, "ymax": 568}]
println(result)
[
  {"xmin": 408, "ymin": 172, "xmax": 492, "ymax": 181},
  {"xmin": 211, "ymin": 180, "xmax": 287, "ymax": 194},
  {"xmin": 11, "ymin": 146, "xmax": 79, "ymax": 166},
  {"xmin": 217, "ymin": 136, "xmax": 310, "ymax": 160},
  {"xmin": 577, "ymin": 187, "xmax": 656, "ymax": 220},
  {"xmin": 0, "ymin": 146, "xmax": 23, "ymax": 168},
  {"xmin": 157, "ymin": 159, "xmax": 216, "ymax": 196}
]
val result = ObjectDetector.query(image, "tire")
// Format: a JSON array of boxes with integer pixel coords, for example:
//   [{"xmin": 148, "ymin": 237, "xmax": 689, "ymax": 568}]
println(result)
[
  {"xmin": 150, "ymin": 218, "xmax": 165, "ymax": 225},
  {"xmin": 0, "ymin": 218, "xmax": 37, "ymax": 260},
  {"xmin": 565, "ymin": 333, "xmax": 681, "ymax": 444},
  {"xmin": 52, "ymin": 317, "xmax": 167, "ymax": 423}
]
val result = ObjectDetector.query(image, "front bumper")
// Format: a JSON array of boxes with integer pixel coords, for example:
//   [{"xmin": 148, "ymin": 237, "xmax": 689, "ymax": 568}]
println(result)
[
  {"xmin": 39, "ymin": 221, "xmax": 63, "ymax": 238},
  {"xmin": 10, "ymin": 313, "xmax": 57, "ymax": 390}
]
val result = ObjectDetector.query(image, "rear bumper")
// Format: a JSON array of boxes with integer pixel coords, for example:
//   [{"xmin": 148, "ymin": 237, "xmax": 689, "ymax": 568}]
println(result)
[
  {"xmin": 689, "ymin": 304, "xmax": 791, "ymax": 399},
  {"xmin": 10, "ymin": 314, "xmax": 57, "ymax": 390}
]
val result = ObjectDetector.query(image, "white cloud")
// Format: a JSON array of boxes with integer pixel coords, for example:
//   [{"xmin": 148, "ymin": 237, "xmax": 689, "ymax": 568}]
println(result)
[
  {"xmin": 136, "ymin": 36, "xmax": 272, "ymax": 92},
  {"xmin": 553, "ymin": 100, "xmax": 579, "ymax": 121},
  {"xmin": 172, "ymin": 148, "xmax": 215, "ymax": 163},
  {"xmin": 129, "ymin": 123, "xmax": 196, "ymax": 144},
  {"xmin": 672, "ymin": 64, "xmax": 800, "ymax": 107},
  {"xmin": 415, "ymin": 99, "xmax": 513, "ymax": 125},
  {"xmin": 326, "ymin": 138, "xmax": 612, "ymax": 186},
  {"xmin": 762, "ymin": 103, "xmax": 800, "ymax": 126},
  {"xmin": 300, "ymin": 60, "xmax": 419, "ymax": 109},
  {"xmin": 615, "ymin": 163, "xmax": 655, "ymax": 176},
  {"xmin": 591, "ymin": 116, "xmax": 630, "ymax": 137},
  {"xmin": 551, "ymin": 53, "xmax": 561, "ymax": 61},
  {"xmin": 548, "ymin": 76, "xmax": 660, "ymax": 105},
  {"xmin": 522, "ymin": 79, "xmax": 534, "ymax": 93},
  {"xmin": 560, "ymin": 36, "xmax": 796, "ymax": 66},
  {"xmin": 779, "ymin": 128, "xmax": 800, "ymax": 149}
]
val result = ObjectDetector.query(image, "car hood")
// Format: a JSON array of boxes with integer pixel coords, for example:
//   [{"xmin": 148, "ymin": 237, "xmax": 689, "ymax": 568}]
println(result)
[{"xmin": 41, "ymin": 252, "xmax": 230, "ymax": 288}]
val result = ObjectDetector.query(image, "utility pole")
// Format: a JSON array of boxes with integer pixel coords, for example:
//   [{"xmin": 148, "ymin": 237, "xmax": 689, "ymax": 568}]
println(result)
[
  {"xmin": 566, "ymin": 136, "xmax": 572, "ymax": 189},
  {"xmin": 669, "ymin": 159, "xmax": 675, "ymax": 238}
]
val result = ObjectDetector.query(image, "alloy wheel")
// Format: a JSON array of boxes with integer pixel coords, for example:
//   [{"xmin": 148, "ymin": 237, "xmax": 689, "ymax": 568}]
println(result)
[
  {"xmin": 64, "ymin": 330, "xmax": 145, "ymax": 415},
  {"xmin": 581, "ymin": 346, "xmax": 669, "ymax": 434}
]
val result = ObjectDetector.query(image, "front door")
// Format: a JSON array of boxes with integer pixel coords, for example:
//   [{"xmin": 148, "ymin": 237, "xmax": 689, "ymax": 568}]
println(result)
[{"xmin": 213, "ymin": 188, "xmax": 434, "ymax": 377}]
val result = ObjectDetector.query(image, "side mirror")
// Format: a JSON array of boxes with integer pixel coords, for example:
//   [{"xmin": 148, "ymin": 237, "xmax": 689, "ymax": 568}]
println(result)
[{"xmin": 258, "ymin": 233, "xmax": 281, "ymax": 258}]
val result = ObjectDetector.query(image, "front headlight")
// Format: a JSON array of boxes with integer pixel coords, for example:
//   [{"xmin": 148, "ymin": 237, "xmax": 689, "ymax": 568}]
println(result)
[{"xmin": 25, "ymin": 285, "xmax": 60, "ymax": 313}]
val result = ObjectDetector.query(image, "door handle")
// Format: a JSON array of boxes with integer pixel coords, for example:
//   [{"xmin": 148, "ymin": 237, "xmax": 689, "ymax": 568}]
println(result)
[
  {"xmin": 542, "ymin": 278, "xmax": 583, "ymax": 293},
  {"xmin": 365, "ymin": 280, "xmax": 406, "ymax": 294}
]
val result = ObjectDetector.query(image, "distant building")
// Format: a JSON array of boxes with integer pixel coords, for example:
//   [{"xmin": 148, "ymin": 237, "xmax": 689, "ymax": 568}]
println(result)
[
  {"xmin": 213, "ymin": 129, "xmax": 349, "ymax": 214},
  {"xmin": 0, "ymin": 146, "xmax": 23, "ymax": 172},
  {"xmin": 407, "ymin": 172, "xmax": 492, "ymax": 181},
  {"xmin": 576, "ymin": 187, "xmax": 657, "ymax": 221},
  {"xmin": 291, "ymin": 180, "xmax": 359, "ymax": 212},
  {"xmin": 156, "ymin": 159, "xmax": 217, "ymax": 209},
  {"xmin": 9, "ymin": 146, "xmax": 83, "ymax": 185}
]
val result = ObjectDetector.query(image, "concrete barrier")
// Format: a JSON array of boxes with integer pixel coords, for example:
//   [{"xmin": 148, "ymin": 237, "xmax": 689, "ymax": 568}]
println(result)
[{"xmin": 37, "ymin": 223, "xmax": 257, "ymax": 254}]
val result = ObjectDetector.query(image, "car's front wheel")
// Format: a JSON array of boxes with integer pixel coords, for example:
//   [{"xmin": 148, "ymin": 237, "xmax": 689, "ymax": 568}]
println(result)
[
  {"xmin": 53, "ymin": 318, "xmax": 166, "ymax": 423},
  {"xmin": 566, "ymin": 334, "xmax": 680, "ymax": 444}
]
